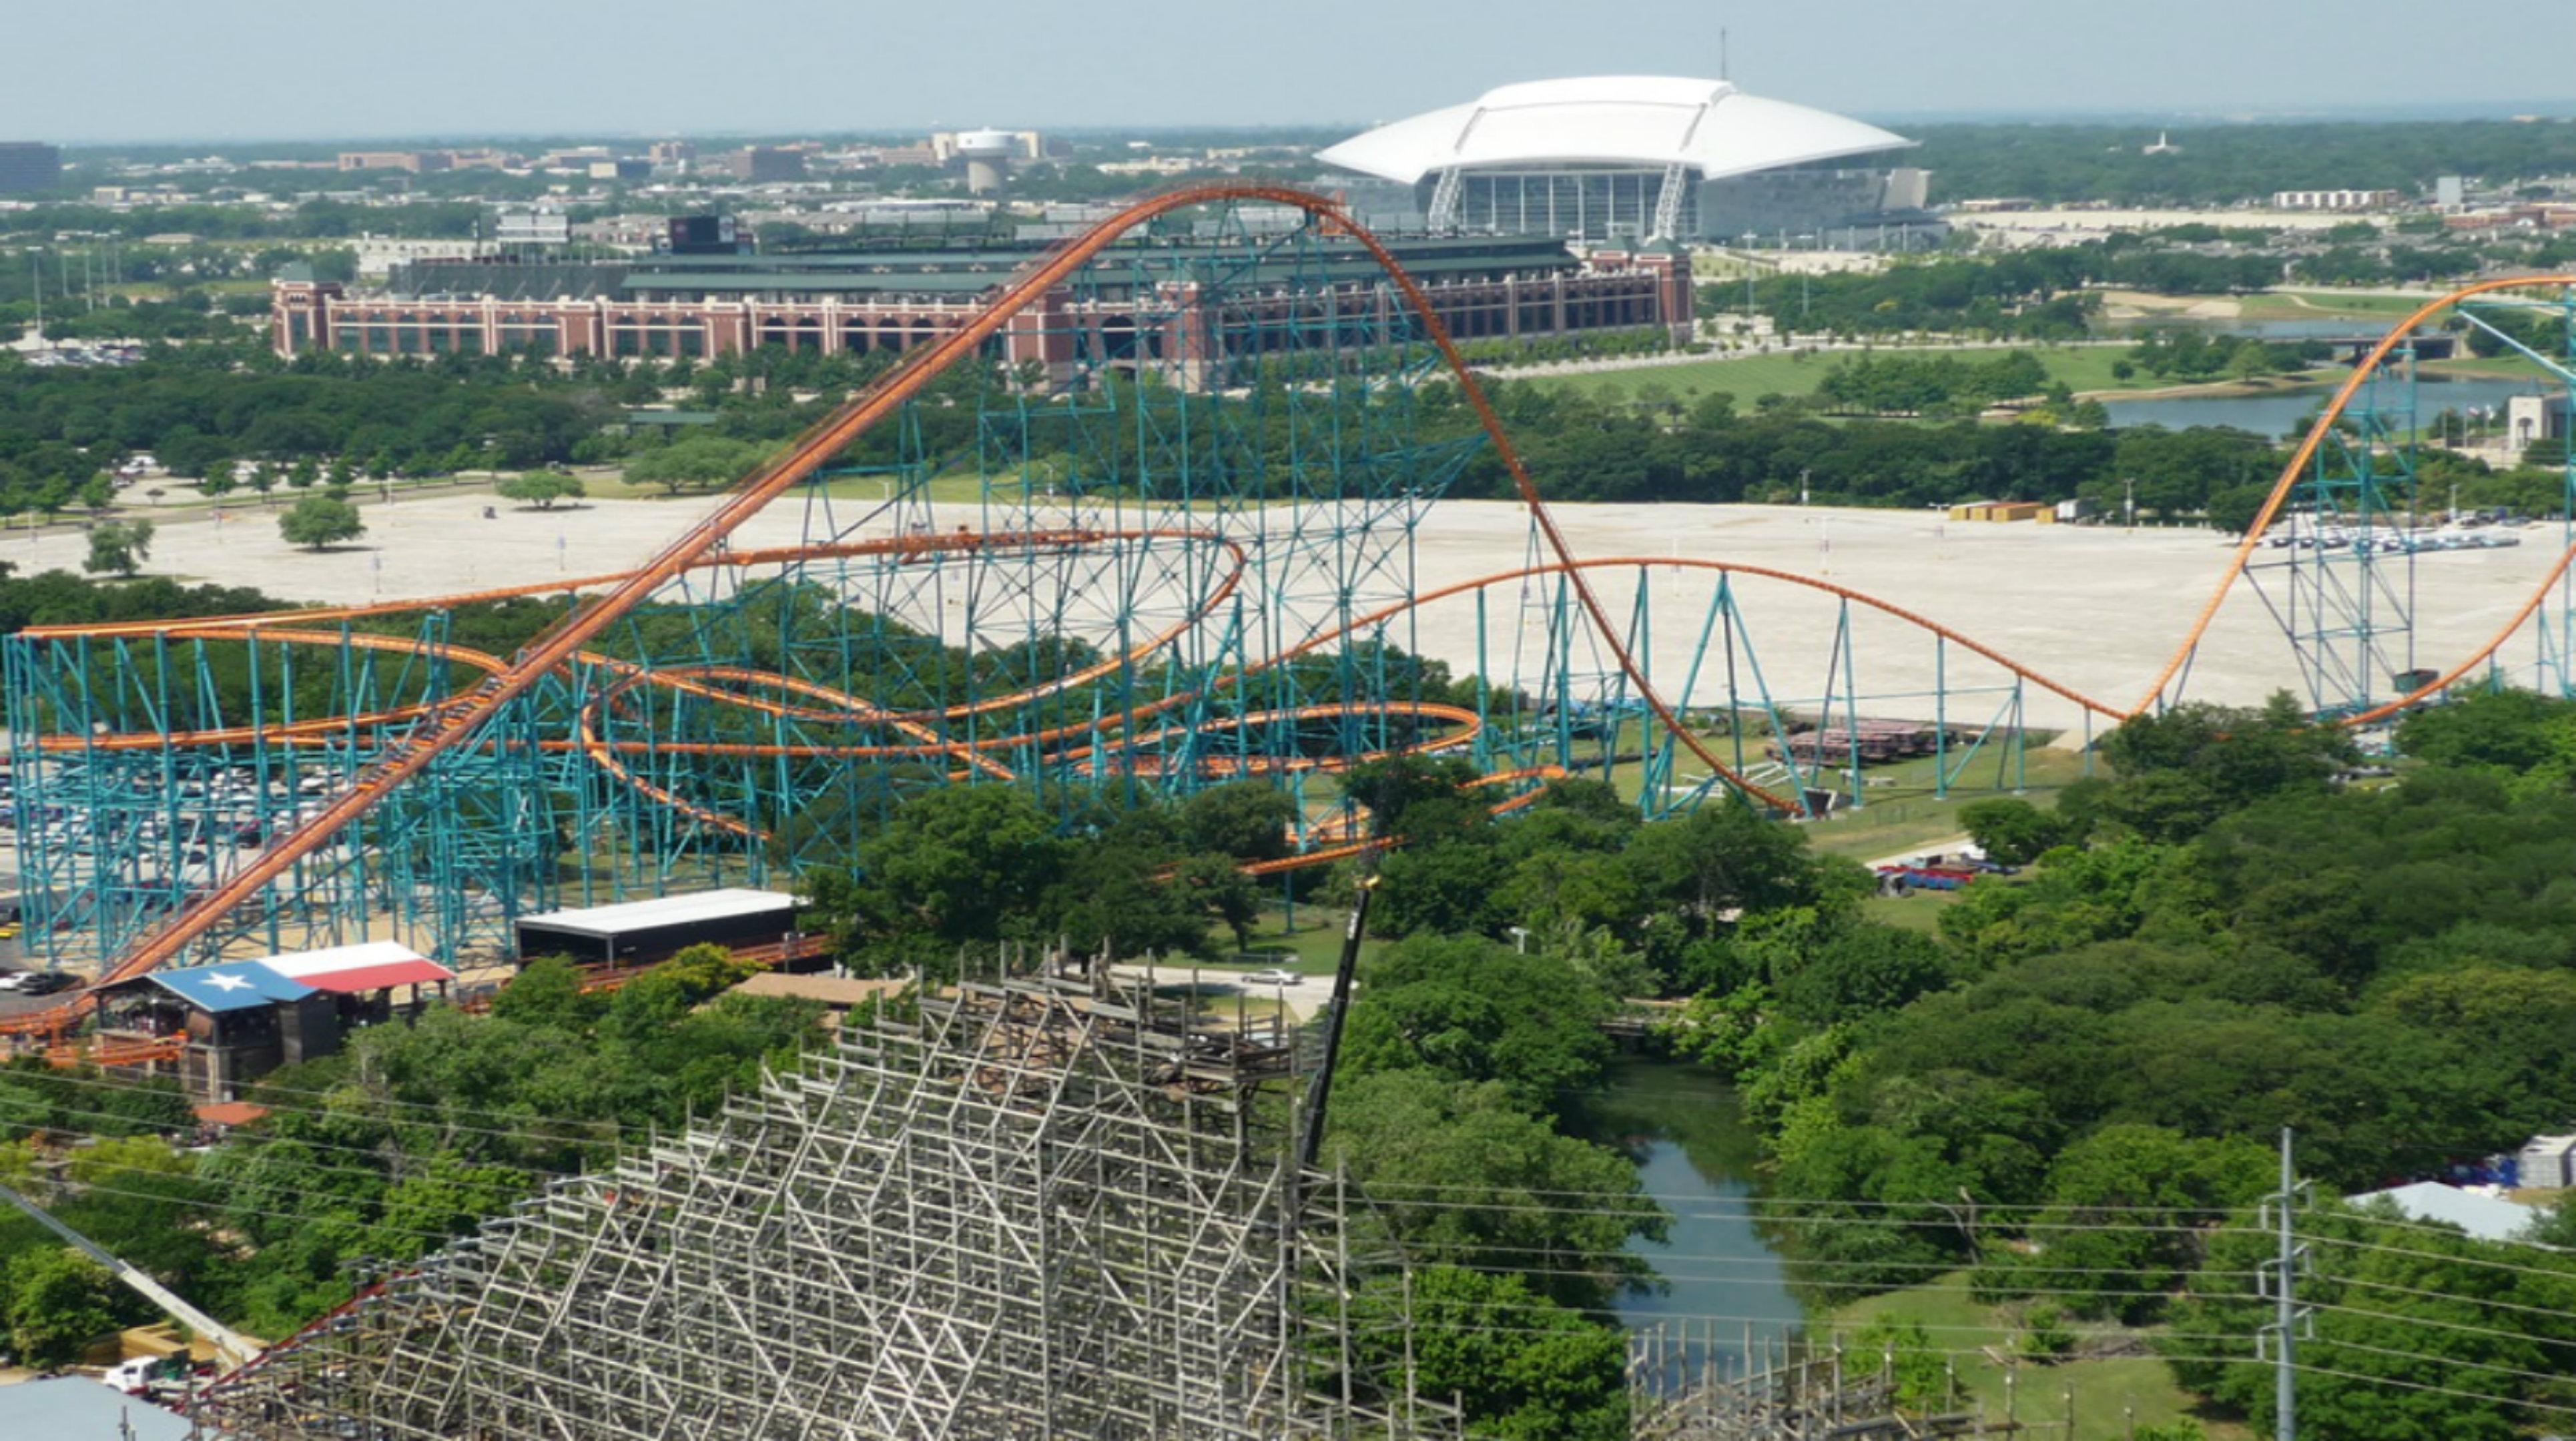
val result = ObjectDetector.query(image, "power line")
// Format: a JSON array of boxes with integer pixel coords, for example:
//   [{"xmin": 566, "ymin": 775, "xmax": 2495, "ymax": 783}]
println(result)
[
  {"xmin": 51, "ymin": 1169, "xmax": 2576, "ymax": 1424},
  {"xmin": 2302, "ymin": 1230, "xmax": 2576, "ymax": 1281}
]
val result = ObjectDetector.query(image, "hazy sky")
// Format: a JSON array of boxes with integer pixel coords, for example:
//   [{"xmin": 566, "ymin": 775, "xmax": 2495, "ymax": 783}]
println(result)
[{"xmin": 9, "ymin": 0, "xmax": 2571, "ymax": 143}]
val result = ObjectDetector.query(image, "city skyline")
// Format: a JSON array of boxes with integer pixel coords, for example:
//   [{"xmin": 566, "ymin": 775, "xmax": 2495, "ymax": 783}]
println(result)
[{"xmin": 5, "ymin": 0, "xmax": 2571, "ymax": 144}]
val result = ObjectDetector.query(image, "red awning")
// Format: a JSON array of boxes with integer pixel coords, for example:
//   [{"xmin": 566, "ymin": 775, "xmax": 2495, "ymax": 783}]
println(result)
[{"xmin": 254, "ymin": 941, "xmax": 456, "ymax": 994}]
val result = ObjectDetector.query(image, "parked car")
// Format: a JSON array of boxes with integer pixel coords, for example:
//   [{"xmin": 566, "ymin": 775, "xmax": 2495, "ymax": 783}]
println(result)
[
  {"xmin": 1241, "ymin": 969, "xmax": 1303, "ymax": 987},
  {"xmin": 7, "ymin": 971, "xmax": 78, "ymax": 995}
]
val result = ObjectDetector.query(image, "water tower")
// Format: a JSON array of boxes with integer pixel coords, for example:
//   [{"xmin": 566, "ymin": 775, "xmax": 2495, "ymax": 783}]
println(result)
[{"xmin": 957, "ymin": 129, "xmax": 1017, "ymax": 195}]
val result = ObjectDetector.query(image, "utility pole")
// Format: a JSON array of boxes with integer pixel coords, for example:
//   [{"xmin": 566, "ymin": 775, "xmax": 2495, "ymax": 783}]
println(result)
[{"xmin": 2258, "ymin": 1126, "xmax": 2313, "ymax": 1441}]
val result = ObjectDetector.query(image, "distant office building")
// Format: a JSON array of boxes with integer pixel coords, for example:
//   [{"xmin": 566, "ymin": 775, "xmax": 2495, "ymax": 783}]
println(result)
[
  {"xmin": 2270, "ymin": 188, "xmax": 2401, "ymax": 211},
  {"xmin": 1318, "ymin": 75, "xmax": 1927, "ymax": 244},
  {"xmin": 649, "ymin": 140, "xmax": 696, "ymax": 166},
  {"xmin": 0, "ymin": 141, "xmax": 65, "ymax": 193},
  {"xmin": 589, "ymin": 158, "xmax": 652, "ymax": 181},
  {"xmin": 338, "ymin": 151, "xmax": 454, "ymax": 174},
  {"xmin": 722, "ymin": 146, "xmax": 807, "ymax": 183},
  {"xmin": 2435, "ymin": 175, "xmax": 2465, "ymax": 209}
]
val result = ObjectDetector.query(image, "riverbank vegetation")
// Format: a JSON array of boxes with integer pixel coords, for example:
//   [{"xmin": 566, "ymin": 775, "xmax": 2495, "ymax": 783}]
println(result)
[{"xmin": 1632, "ymin": 691, "xmax": 2576, "ymax": 1438}]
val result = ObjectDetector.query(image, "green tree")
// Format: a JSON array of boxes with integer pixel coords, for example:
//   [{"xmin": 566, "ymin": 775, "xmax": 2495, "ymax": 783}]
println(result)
[
  {"xmin": 80, "ymin": 519, "xmax": 153, "ymax": 577},
  {"xmin": 1774, "ymin": 922, "xmax": 1955, "ymax": 1024},
  {"xmin": 3, "ymin": 1248, "xmax": 123, "ymax": 1365},
  {"xmin": 1976, "ymin": 1125, "xmax": 2269, "ymax": 1320},
  {"xmin": 1172, "ymin": 853, "xmax": 1261, "ymax": 951},
  {"xmin": 1176, "ymin": 781, "xmax": 1298, "ymax": 863},
  {"xmin": 497, "ymin": 471, "xmax": 586, "ymax": 510},
  {"xmin": 489, "ymin": 953, "xmax": 603, "ymax": 1031},
  {"xmin": 1042, "ymin": 811, "xmax": 1219, "ymax": 961},
  {"xmin": 2395, "ymin": 687, "xmax": 2576, "ymax": 775},
  {"xmin": 1321, "ymin": 1073, "xmax": 1663, "ymax": 1307},
  {"xmin": 2166, "ymin": 1209, "xmax": 2576, "ymax": 1441},
  {"xmin": 622, "ymin": 436, "xmax": 768, "ymax": 496},
  {"xmin": 1620, "ymin": 802, "xmax": 1839, "ymax": 937},
  {"xmin": 1957, "ymin": 797, "xmax": 2070, "ymax": 865},
  {"xmin": 1349, "ymin": 1267, "xmax": 1628, "ymax": 1440},
  {"xmin": 808, "ymin": 786, "xmax": 1069, "ymax": 973},
  {"xmin": 2204, "ymin": 482, "xmax": 2274, "ymax": 536},
  {"xmin": 374, "ymin": 1151, "xmax": 531, "ymax": 1258},
  {"xmin": 1339, "ymin": 933, "xmax": 1614, "ymax": 1113},
  {"xmin": 278, "ymin": 494, "xmax": 366, "ymax": 550}
]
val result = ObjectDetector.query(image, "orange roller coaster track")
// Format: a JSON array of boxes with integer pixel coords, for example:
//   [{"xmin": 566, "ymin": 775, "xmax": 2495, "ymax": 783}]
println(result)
[
  {"xmin": 9, "ymin": 190, "xmax": 2571, "ymax": 1029},
  {"xmin": 51, "ymin": 182, "xmax": 1786, "ymax": 1004}
]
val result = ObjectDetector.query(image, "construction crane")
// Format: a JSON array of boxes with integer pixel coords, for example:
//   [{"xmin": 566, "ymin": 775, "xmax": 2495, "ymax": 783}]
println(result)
[{"xmin": 0, "ymin": 1179, "xmax": 260, "ymax": 1370}]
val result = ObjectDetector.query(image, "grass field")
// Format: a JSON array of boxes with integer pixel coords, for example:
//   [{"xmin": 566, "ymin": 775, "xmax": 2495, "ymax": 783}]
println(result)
[
  {"xmin": 1534, "ymin": 344, "xmax": 2184, "ymax": 406},
  {"xmin": 1221, "ymin": 903, "xmax": 1379, "ymax": 975},
  {"xmin": 2423, "ymin": 354, "xmax": 2551, "ymax": 382},
  {"xmin": 1821, "ymin": 1273, "xmax": 2248, "ymax": 1441},
  {"xmin": 1861, "ymin": 887, "xmax": 1971, "ymax": 933},
  {"xmin": 1799, "ymin": 743, "xmax": 2093, "ymax": 862},
  {"xmin": 2261, "ymin": 289, "xmax": 2444, "ymax": 320}
]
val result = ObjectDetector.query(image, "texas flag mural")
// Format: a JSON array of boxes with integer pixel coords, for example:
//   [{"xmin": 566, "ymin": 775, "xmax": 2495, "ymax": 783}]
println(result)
[{"xmin": 147, "ymin": 942, "xmax": 454, "ymax": 1013}]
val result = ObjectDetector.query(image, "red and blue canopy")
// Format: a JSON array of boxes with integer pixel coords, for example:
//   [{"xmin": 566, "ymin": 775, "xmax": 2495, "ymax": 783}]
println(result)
[{"xmin": 145, "ymin": 942, "xmax": 454, "ymax": 1014}]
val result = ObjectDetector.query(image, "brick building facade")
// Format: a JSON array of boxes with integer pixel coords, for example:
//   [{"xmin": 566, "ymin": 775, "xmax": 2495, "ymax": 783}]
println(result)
[{"xmin": 271, "ymin": 235, "xmax": 1692, "ymax": 386}]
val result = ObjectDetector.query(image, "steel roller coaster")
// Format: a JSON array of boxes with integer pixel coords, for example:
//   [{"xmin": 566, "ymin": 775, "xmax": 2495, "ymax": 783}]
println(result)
[{"xmin": 2, "ymin": 182, "xmax": 2571, "ymax": 1032}]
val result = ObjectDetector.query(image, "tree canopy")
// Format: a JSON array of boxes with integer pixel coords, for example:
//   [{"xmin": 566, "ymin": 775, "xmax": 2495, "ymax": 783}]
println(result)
[{"xmin": 277, "ymin": 493, "xmax": 366, "ymax": 550}]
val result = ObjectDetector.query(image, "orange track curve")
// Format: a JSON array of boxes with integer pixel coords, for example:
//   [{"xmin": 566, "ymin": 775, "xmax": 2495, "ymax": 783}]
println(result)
[{"xmin": 2134, "ymin": 274, "xmax": 2576, "ymax": 716}]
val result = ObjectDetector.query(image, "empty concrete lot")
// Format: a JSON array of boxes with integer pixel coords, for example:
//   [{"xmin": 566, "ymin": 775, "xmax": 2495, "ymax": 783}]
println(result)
[{"xmin": 19, "ymin": 494, "xmax": 2558, "ymax": 733}]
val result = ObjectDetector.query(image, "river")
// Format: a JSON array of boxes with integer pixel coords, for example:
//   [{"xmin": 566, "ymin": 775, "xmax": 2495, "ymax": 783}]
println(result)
[
  {"xmin": 2102, "ymin": 369, "xmax": 2556, "ymax": 439},
  {"xmin": 1578, "ymin": 1057, "xmax": 1802, "ymax": 1386}
]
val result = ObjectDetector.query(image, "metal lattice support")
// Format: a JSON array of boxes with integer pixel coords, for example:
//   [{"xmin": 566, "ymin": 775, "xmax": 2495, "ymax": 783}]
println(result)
[
  {"xmin": 198, "ymin": 965, "xmax": 1460, "ymax": 1440},
  {"xmin": 2452, "ymin": 290, "xmax": 2576, "ymax": 696},
  {"xmin": 2, "ymin": 616, "xmax": 573, "ymax": 971},
  {"xmin": 1425, "ymin": 168, "xmax": 1464, "ymax": 232},
  {"xmin": 1649, "ymin": 163, "xmax": 1691, "ymax": 243},
  {"xmin": 2241, "ymin": 349, "xmax": 2419, "ymax": 720}
]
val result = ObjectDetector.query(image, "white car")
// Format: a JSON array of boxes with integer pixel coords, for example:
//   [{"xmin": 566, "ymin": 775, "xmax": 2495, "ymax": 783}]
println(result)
[{"xmin": 1241, "ymin": 969, "xmax": 1302, "ymax": 987}]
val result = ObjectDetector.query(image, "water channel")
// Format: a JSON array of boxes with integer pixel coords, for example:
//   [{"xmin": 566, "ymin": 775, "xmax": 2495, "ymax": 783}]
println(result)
[
  {"xmin": 2101, "ymin": 369, "xmax": 2558, "ymax": 439},
  {"xmin": 1578, "ymin": 1057, "xmax": 1803, "ymax": 1387}
]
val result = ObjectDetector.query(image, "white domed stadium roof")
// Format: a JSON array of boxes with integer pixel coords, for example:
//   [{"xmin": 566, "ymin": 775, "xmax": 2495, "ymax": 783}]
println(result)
[{"xmin": 1317, "ymin": 75, "xmax": 1913, "ymax": 184}]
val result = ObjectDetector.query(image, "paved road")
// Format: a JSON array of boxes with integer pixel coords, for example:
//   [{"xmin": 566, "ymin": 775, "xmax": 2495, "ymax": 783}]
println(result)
[
  {"xmin": 1865, "ymin": 835, "xmax": 1974, "ymax": 870},
  {"xmin": 1108, "ymin": 962, "xmax": 1332, "ymax": 1021}
]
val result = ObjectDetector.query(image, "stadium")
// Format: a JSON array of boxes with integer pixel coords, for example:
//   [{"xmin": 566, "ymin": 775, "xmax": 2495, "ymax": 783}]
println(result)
[{"xmin": 1317, "ymin": 74, "xmax": 1931, "ymax": 246}]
